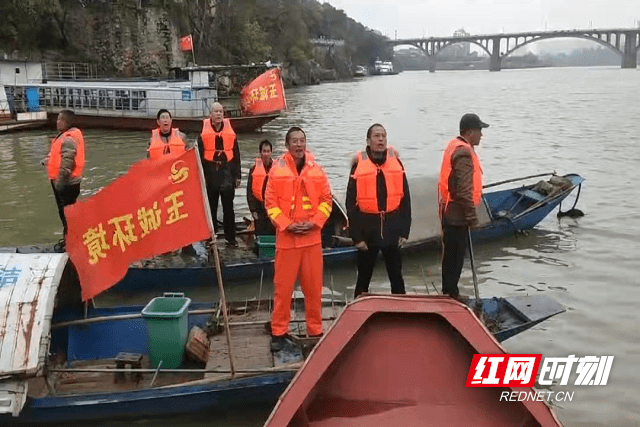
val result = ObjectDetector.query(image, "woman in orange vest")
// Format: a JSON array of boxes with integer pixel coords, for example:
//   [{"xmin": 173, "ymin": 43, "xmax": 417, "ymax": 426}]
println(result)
[
  {"xmin": 44, "ymin": 109, "xmax": 85, "ymax": 252},
  {"xmin": 197, "ymin": 102, "xmax": 241, "ymax": 246},
  {"xmin": 149, "ymin": 109, "xmax": 195, "ymax": 255},
  {"xmin": 438, "ymin": 113, "xmax": 488, "ymax": 302},
  {"xmin": 264, "ymin": 127, "xmax": 333, "ymax": 351},
  {"xmin": 147, "ymin": 109, "xmax": 189, "ymax": 159},
  {"xmin": 346, "ymin": 123, "xmax": 411, "ymax": 298},
  {"xmin": 246, "ymin": 139, "xmax": 275, "ymax": 236}
]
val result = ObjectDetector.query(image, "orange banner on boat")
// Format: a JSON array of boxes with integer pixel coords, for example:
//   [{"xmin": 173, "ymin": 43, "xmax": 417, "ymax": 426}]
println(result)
[
  {"xmin": 65, "ymin": 149, "xmax": 213, "ymax": 301},
  {"xmin": 180, "ymin": 34, "xmax": 193, "ymax": 52},
  {"xmin": 240, "ymin": 68, "xmax": 287, "ymax": 116}
]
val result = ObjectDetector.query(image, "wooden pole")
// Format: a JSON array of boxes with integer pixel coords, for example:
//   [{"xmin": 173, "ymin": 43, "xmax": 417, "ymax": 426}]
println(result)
[
  {"xmin": 482, "ymin": 172, "xmax": 555, "ymax": 189},
  {"xmin": 467, "ymin": 228, "xmax": 481, "ymax": 309},
  {"xmin": 194, "ymin": 147, "xmax": 235, "ymax": 376}
]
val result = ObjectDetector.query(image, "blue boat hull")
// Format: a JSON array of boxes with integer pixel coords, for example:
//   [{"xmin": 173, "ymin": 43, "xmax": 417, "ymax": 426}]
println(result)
[{"xmin": 16, "ymin": 372, "xmax": 293, "ymax": 424}]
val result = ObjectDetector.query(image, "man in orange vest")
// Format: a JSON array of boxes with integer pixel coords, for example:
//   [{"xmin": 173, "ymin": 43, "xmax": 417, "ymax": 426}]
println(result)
[
  {"xmin": 197, "ymin": 102, "xmax": 241, "ymax": 246},
  {"xmin": 438, "ymin": 113, "xmax": 489, "ymax": 302},
  {"xmin": 246, "ymin": 139, "xmax": 275, "ymax": 236},
  {"xmin": 44, "ymin": 109, "xmax": 85, "ymax": 252},
  {"xmin": 346, "ymin": 123, "xmax": 411, "ymax": 298},
  {"xmin": 147, "ymin": 109, "xmax": 190, "ymax": 159},
  {"xmin": 265, "ymin": 127, "xmax": 333, "ymax": 351}
]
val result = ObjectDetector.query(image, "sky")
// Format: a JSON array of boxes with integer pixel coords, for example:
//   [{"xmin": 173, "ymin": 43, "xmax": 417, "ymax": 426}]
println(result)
[{"xmin": 325, "ymin": 0, "xmax": 640, "ymax": 39}]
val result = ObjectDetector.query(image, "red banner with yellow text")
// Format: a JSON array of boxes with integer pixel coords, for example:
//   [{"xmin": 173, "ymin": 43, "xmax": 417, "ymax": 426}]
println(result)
[
  {"xmin": 240, "ymin": 68, "xmax": 287, "ymax": 116},
  {"xmin": 65, "ymin": 149, "xmax": 213, "ymax": 301}
]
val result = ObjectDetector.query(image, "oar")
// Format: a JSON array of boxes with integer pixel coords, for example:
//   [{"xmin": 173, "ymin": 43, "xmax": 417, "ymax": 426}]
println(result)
[
  {"xmin": 467, "ymin": 228, "xmax": 481, "ymax": 310},
  {"xmin": 482, "ymin": 171, "xmax": 555, "ymax": 190}
]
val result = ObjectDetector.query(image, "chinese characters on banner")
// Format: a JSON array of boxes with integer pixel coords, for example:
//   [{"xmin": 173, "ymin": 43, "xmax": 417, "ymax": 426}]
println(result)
[
  {"xmin": 240, "ymin": 68, "xmax": 287, "ymax": 116},
  {"xmin": 180, "ymin": 35, "xmax": 193, "ymax": 52},
  {"xmin": 65, "ymin": 149, "xmax": 213, "ymax": 301},
  {"xmin": 466, "ymin": 354, "xmax": 614, "ymax": 387}
]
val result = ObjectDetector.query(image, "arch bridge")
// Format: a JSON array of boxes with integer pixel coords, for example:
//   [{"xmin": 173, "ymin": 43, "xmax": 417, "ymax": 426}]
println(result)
[{"xmin": 389, "ymin": 28, "xmax": 640, "ymax": 71}]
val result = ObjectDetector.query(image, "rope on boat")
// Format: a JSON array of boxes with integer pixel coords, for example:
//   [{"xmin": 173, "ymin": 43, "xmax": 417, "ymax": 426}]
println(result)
[{"xmin": 558, "ymin": 182, "xmax": 582, "ymax": 217}]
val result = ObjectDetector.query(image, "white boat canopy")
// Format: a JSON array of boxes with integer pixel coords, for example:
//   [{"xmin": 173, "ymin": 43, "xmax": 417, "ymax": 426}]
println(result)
[{"xmin": 0, "ymin": 253, "xmax": 68, "ymax": 416}]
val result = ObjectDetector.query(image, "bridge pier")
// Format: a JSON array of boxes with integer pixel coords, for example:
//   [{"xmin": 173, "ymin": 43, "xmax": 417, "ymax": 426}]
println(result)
[
  {"xmin": 489, "ymin": 37, "xmax": 501, "ymax": 71},
  {"xmin": 428, "ymin": 59, "xmax": 436, "ymax": 73},
  {"xmin": 622, "ymin": 31, "xmax": 638, "ymax": 69}
]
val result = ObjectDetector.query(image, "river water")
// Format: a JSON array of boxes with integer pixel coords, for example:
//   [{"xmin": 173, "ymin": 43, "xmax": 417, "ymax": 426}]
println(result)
[{"xmin": 1, "ymin": 66, "xmax": 639, "ymax": 426}]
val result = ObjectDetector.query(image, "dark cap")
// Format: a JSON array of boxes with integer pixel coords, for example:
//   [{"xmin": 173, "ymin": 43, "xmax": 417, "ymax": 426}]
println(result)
[{"xmin": 459, "ymin": 113, "xmax": 489, "ymax": 133}]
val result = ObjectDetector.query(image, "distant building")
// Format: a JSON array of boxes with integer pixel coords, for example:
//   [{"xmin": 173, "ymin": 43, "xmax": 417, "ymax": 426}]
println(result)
[{"xmin": 451, "ymin": 28, "xmax": 471, "ymax": 58}]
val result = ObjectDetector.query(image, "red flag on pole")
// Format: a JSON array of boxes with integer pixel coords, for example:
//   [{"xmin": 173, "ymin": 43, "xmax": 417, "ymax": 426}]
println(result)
[
  {"xmin": 240, "ymin": 68, "xmax": 287, "ymax": 116},
  {"xmin": 180, "ymin": 34, "xmax": 193, "ymax": 52},
  {"xmin": 65, "ymin": 149, "xmax": 213, "ymax": 301}
]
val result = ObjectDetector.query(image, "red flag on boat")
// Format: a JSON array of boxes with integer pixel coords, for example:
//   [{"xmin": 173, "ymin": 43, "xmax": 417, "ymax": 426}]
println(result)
[
  {"xmin": 240, "ymin": 68, "xmax": 287, "ymax": 116},
  {"xmin": 65, "ymin": 149, "xmax": 213, "ymax": 301},
  {"xmin": 180, "ymin": 34, "xmax": 193, "ymax": 52}
]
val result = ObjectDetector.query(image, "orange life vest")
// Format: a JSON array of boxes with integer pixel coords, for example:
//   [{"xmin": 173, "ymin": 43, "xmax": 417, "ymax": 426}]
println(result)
[
  {"xmin": 47, "ymin": 127, "xmax": 85, "ymax": 180},
  {"xmin": 265, "ymin": 152, "xmax": 332, "ymax": 249},
  {"xmin": 352, "ymin": 148, "xmax": 405, "ymax": 214},
  {"xmin": 438, "ymin": 137, "xmax": 483, "ymax": 207},
  {"xmin": 200, "ymin": 118, "xmax": 235, "ymax": 162},
  {"xmin": 251, "ymin": 158, "xmax": 270, "ymax": 202},
  {"xmin": 147, "ymin": 128, "xmax": 186, "ymax": 159}
]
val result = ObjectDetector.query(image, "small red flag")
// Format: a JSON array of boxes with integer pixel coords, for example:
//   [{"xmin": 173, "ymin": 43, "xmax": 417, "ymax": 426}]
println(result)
[
  {"xmin": 240, "ymin": 68, "xmax": 287, "ymax": 116},
  {"xmin": 180, "ymin": 34, "xmax": 193, "ymax": 52},
  {"xmin": 65, "ymin": 149, "xmax": 213, "ymax": 301}
]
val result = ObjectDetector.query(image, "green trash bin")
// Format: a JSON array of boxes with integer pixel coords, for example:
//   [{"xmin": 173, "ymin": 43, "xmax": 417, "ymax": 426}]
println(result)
[{"xmin": 141, "ymin": 293, "xmax": 191, "ymax": 369}]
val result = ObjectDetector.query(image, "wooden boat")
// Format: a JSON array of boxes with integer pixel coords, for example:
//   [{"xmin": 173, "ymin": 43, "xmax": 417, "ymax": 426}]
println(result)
[
  {"xmin": 264, "ymin": 295, "xmax": 563, "ymax": 427},
  {"xmin": 0, "ymin": 173, "xmax": 584, "ymax": 293},
  {"xmin": 5, "ymin": 64, "xmax": 283, "ymax": 134},
  {"xmin": 1, "ymin": 254, "xmax": 564, "ymax": 424}
]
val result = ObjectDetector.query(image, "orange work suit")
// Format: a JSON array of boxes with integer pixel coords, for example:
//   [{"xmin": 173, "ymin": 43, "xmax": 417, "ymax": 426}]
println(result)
[{"xmin": 264, "ymin": 151, "xmax": 333, "ymax": 337}]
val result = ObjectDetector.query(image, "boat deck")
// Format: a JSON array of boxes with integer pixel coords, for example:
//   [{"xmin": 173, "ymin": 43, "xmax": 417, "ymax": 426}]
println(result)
[{"xmin": 28, "ymin": 295, "xmax": 340, "ymax": 399}]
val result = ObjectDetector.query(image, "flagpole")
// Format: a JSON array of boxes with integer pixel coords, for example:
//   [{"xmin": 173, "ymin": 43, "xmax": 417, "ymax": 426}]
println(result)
[
  {"xmin": 191, "ymin": 36, "xmax": 197, "ymax": 66},
  {"xmin": 193, "ymin": 148, "xmax": 234, "ymax": 376}
]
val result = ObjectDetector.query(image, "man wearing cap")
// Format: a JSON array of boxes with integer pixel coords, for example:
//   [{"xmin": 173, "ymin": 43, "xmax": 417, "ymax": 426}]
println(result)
[{"xmin": 437, "ymin": 113, "xmax": 489, "ymax": 301}]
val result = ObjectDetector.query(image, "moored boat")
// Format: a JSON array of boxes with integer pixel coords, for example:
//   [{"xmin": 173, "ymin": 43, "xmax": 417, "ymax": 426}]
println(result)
[
  {"xmin": 264, "ymin": 295, "xmax": 563, "ymax": 427},
  {"xmin": 4, "ymin": 63, "xmax": 285, "ymax": 134},
  {"xmin": 0, "ymin": 173, "xmax": 584, "ymax": 293},
  {"xmin": 0, "ymin": 253, "xmax": 564, "ymax": 424}
]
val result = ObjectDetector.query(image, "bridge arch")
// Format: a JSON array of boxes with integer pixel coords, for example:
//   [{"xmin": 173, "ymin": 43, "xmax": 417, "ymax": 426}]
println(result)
[{"xmin": 501, "ymin": 34, "xmax": 623, "ymax": 59}]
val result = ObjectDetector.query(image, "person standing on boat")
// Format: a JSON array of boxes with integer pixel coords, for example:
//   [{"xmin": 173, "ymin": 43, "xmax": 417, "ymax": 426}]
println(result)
[
  {"xmin": 149, "ymin": 109, "xmax": 196, "ymax": 255},
  {"xmin": 346, "ymin": 123, "xmax": 411, "ymax": 298},
  {"xmin": 147, "ymin": 109, "xmax": 190, "ymax": 159},
  {"xmin": 438, "ymin": 113, "xmax": 489, "ymax": 302},
  {"xmin": 197, "ymin": 102, "xmax": 241, "ymax": 246},
  {"xmin": 265, "ymin": 127, "xmax": 333, "ymax": 350},
  {"xmin": 246, "ymin": 139, "xmax": 275, "ymax": 236},
  {"xmin": 44, "ymin": 109, "xmax": 85, "ymax": 252}
]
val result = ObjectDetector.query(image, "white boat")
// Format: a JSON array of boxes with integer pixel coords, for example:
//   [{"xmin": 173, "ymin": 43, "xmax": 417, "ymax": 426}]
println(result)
[
  {"xmin": 4, "ymin": 64, "xmax": 283, "ymax": 133},
  {"xmin": 372, "ymin": 60, "xmax": 395, "ymax": 75},
  {"xmin": 353, "ymin": 65, "xmax": 367, "ymax": 77}
]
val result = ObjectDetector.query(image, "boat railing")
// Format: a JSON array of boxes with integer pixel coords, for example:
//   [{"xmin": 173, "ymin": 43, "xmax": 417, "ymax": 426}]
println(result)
[
  {"xmin": 7, "ymin": 83, "xmax": 217, "ymax": 119},
  {"xmin": 43, "ymin": 62, "xmax": 99, "ymax": 80}
]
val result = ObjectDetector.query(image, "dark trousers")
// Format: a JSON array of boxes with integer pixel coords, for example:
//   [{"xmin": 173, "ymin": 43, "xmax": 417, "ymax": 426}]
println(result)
[
  {"xmin": 207, "ymin": 186, "xmax": 236, "ymax": 242},
  {"xmin": 441, "ymin": 224, "xmax": 469, "ymax": 296},
  {"xmin": 51, "ymin": 181, "xmax": 80, "ymax": 236},
  {"xmin": 354, "ymin": 245, "xmax": 405, "ymax": 298},
  {"xmin": 254, "ymin": 211, "xmax": 275, "ymax": 236}
]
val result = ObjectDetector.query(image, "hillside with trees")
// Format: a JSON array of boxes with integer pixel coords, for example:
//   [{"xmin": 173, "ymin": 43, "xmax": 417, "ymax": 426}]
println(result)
[{"xmin": 0, "ymin": 0, "xmax": 391, "ymax": 84}]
